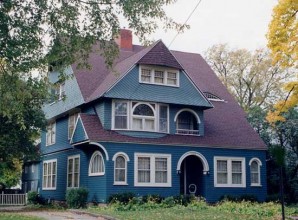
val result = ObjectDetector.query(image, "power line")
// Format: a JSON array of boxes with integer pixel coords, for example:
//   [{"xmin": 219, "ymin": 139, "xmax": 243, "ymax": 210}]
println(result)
[{"xmin": 168, "ymin": 0, "xmax": 203, "ymax": 48}]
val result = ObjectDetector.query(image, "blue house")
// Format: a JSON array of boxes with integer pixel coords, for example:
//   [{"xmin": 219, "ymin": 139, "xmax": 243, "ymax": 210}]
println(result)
[{"xmin": 39, "ymin": 29, "xmax": 267, "ymax": 203}]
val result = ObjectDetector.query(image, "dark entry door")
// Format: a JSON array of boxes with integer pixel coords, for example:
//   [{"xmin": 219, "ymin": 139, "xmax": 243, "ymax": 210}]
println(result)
[{"xmin": 180, "ymin": 155, "xmax": 203, "ymax": 196}]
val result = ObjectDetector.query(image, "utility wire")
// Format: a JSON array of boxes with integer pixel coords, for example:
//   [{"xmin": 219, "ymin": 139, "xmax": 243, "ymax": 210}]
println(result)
[{"xmin": 168, "ymin": 0, "xmax": 203, "ymax": 48}]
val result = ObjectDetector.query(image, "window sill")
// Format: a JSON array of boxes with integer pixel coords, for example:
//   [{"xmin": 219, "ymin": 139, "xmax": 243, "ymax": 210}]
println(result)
[
  {"xmin": 89, "ymin": 173, "xmax": 105, "ymax": 177},
  {"xmin": 134, "ymin": 183, "xmax": 172, "ymax": 187},
  {"xmin": 139, "ymin": 81, "xmax": 179, "ymax": 88},
  {"xmin": 214, "ymin": 184, "xmax": 246, "ymax": 188},
  {"xmin": 42, "ymin": 188, "xmax": 56, "ymax": 190},
  {"xmin": 113, "ymin": 183, "xmax": 128, "ymax": 186},
  {"xmin": 46, "ymin": 143, "xmax": 55, "ymax": 147},
  {"xmin": 250, "ymin": 184, "xmax": 262, "ymax": 187}
]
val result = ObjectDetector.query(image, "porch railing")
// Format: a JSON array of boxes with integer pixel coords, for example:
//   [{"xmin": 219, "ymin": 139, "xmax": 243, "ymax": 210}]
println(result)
[
  {"xmin": 0, "ymin": 192, "xmax": 27, "ymax": 206},
  {"xmin": 176, "ymin": 129, "xmax": 199, "ymax": 135}
]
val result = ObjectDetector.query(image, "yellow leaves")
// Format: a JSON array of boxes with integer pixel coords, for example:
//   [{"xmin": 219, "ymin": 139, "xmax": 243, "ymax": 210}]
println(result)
[
  {"xmin": 267, "ymin": 0, "xmax": 298, "ymax": 68},
  {"xmin": 266, "ymin": 81, "xmax": 298, "ymax": 124}
]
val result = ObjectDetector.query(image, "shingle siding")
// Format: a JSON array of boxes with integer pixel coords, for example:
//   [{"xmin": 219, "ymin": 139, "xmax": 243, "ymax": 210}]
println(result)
[{"xmin": 104, "ymin": 66, "xmax": 211, "ymax": 108}]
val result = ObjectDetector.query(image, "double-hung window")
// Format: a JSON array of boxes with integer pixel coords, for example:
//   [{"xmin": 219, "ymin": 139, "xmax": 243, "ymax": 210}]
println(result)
[
  {"xmin": 46, "ymin": 121, "xmax": 56, "ymax": 146},
  {"xmin": 113, "ymin": 153, "xmax": 129, "ymax": 185},
  {"xmin": 214, "ymin": 157, "xmax": 246, "ymax": 187},
  {"xmin": 42, "ymin": 159, "xmax": 57, "ymax": 190},
  {"xmin": 114, "ymin": 101, "xmax": 128, "ymax": 129},
  {"xmin": 67, "ymin": 155, "xmax": 80, "ymax": 188},
  {"xmin": 139, "ymin": 65, "xmax": 179, "ymax": 87},
  {"xmin": 89, "ymin": 151, "xmax": 105, "ymax": 176},
  {"xmin": 68, "ymin": 113, "xmax": 79, "ymax": 139},
  {"xmin": 249, "ymin": 158, "xmax": 262, "ymax": 186},
  {"xmin": 134, "ymin": 153, "xmax": 171, "ymax": 187}
]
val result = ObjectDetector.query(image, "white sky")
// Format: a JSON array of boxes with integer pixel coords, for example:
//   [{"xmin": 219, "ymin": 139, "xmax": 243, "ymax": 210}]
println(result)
[{"xmin": 122, "ymin": 0, "xmax": 278, "ymax": 54}]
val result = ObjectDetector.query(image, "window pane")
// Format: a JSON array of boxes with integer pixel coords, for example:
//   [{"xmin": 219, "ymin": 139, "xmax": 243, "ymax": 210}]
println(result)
[
  {"xmin": 138, "ymin": 157, "xmax": 150, "ymax": 169},
  {"xmin": 115, "ymin": 169, "xmax": 125, "ymax": 182},
  {"xmin": 74, "ymin": 158, "xmax": 79, "ymax": 172},
  {"xmin": 132, "ymin": 118, "xmax": 142, "ymax": 130},
  {"xmin": 232, "ymin": 173, "xmax": 242, "ymax": 184},
  {"xmin": 232, "ymin": 161, "xmax": 242, "ymax": 172},
  {"xmin": 251, "ymin": 161, "xmax": 258, "ymax": 172},
  {"xmin": 115, "ymin": 102, "xmax": 127, "ymax": 129},
  {"xmin": 141, "ymin": 69, "xmax": 151, "ymax": 82},
  {"xmin": 251, "ymin": 173, "xmax": 259, "ymax": 184},
  {"xmin": 116, "ymin": 156, "xmax": 125, "ymax": 168},
  {"xmin": 52, "ymin": 174, "xmax": 56, "ymax": 187},
  {"xmin": 144, "ymin": 119, "xmax": 155, "ymax": 131},
  {"xmin": 156, "ymin": 171, "xmax": 167, "ymax": 183},
  {"xmin": 159, "ymin": 106, "xmax": 168, "ymax": 132},
  {"xmin": 68, "ymin": 159, "xmax": 73, "ymax": 173},
  {"xmin": 154, "ymin": 70, "xmax": 164, "ymax": 83},
  {"xmin": 138, "ymin": 171, "xmax": 150, "ymax": 183},
  {"xmin": 167, "ymin": 72, "xmax": 177, "ymax": 85},
  {"xmin": 68, "ymin": 174, "xmax": 72, "ymax": 187},
  {"xmin": 115, "ymin": 102, "xmax": 127, "ymax": 115},
  {"xmin": 217, "ymin": 160, "xmax": 227, "ymax": 172},
  {"xmin": 115, "ymin": 116, "xmax": 127, "ymax": 129},
  {"xmin": 133, "ymin": 104, "xmax": 154, "ymax": 116},
  {"xmin": 156, "ymin": 158, "xmax": 167, "ymax": 170},
  {"xmin": 217, "ymin": 173, "xmax": 228, "ymax": 184}
]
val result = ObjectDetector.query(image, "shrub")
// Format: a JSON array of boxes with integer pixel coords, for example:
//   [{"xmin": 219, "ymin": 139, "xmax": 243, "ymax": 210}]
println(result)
[
  {"xmin": 219, "ymin": 194, "xmax": 258, "ymax": 202},
  {"xmin": 142, "ymin": 194, "xmax": 163, "ymax": 204},
  {"xmin": 27, "ymin": 191, "xmax": 39, "ymax": 204},
  {"xmin": 173, "ymin": 194, "xmax": 196, "ymax": 206},
  {"xmin": 66, "ymin": 188, "xmax": 89, "ymax": 208},
  {"xmin": 108, "ymin": 192, "xmax": 135, "ymax": 204}
]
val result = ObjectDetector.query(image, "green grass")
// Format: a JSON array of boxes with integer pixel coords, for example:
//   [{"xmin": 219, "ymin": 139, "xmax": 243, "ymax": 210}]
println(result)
[
  {"xmin": 88, "ymin": 201, "xmax": 298, "ymax": 220},
  {"xmin": 0, "ymin": 213, "xmax": 43, "ymax": 220}
]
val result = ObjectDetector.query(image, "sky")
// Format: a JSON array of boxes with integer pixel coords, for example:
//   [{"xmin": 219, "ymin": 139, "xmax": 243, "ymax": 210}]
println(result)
[{"xmin": 121, "ymin": 0, "xmax": 278, "ymax": 54}]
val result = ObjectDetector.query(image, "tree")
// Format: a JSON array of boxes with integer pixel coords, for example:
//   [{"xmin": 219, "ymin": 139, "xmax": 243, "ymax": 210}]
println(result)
[
  {"xmin": 204, "ymin": 44, "xmax": 288, "ymax": 112},
  {"xmin": 266, "ymin": 0, "xmax": 297, "ymax": 123},
  {"xmin": 0, "ymin": 1, "xmax": 186, "ymax": 186}
]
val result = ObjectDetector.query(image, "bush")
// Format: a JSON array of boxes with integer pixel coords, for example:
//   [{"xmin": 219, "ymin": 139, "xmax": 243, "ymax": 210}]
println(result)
[
  {"xmin": 66, "ymin": 188, "xmax": 89, "ymax": 208},
  {"xmin": 142, "ymin": 194, "xmax": 163, "ymax": 204},
  {"xmin": 27, "ymin": 191, "xmax": 39, "ymax": 204},
  {"xmin": 219, "ymin": 194, "xmax": 258, "ymax": 202},
  {"xmin": 108, "ymin": 192, "xmax": 135, "ymax": 204},
  {"xmin": 173, "ymin": 194, "xmax": 196, "ymax": 206}
]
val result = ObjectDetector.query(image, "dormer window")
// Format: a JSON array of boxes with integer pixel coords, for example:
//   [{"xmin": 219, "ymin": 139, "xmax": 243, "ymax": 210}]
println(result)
[
  {"xmin": 139, "ymin": 65, "xmax": 179, "ymax": 87},
  {"xmin": 175, "ymin": 109, "xmax": 200, "ymax": 135},
  {"xmin": 203, "ymin": 92, "xmax": 224, "ymax": 102}
]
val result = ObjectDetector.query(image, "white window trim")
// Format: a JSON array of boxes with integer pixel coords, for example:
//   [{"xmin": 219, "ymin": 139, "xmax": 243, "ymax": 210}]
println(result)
[
  {"xmin": 42, "ymin": 159, "xmax": 57, "ymax": 190},
  {"xmin": 58, "ymin": 82, "xmax": 65, "ymax": 100},
  {"xmin": 214, "ymin": 157, "xmax": 246, "ymax": 188},
  {"xmin": 131, "ymin": 102, "xmax": 156, "ymax": 132},
  {"xmin": 134, "ymin": 153, "xmax": 172, "ymax": 187},
  {"xmin": 249, "ymin": 158, "xmax": 262, "ymax": 187},
  {"xmin": 174, "ymin": 109, "xmax": 201, "ymax": 136},
  {"xmin": 46, "ymin": 121, "xmax": 56, "ymax": 146},
  {"xmin": 67, "ymin": 155, "xmax": 80, "ymax": 188},
  {"xmin": 112, "ymin": 100, "xmax": 169, "ymax": 133},
  {"xmin": 31, "ymin": 165, "xmax": 34, "ymax": 173},
  {"xmin": 113, "ymin": 152, "xmax": 130, "ymax": 185},
  {"xmin": 68, "ymin": 112, "xmax": 80, "ymax": 140},
  {"xmin": 139, "ymin": 65, "xmax": 180, "ymax": 87},
  {"xmin": 89, "ymin": 151, "xmax": 105, "ymax": 176}
]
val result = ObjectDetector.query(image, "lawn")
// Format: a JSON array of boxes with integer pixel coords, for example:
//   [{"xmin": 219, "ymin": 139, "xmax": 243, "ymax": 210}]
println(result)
[
  {"xmin": 0, "ymin": 213, "xmax": 43, "ymax": 220},
  {"xmin": 88, "ymin": 200, "xmax": 298, "ymax": 220}
]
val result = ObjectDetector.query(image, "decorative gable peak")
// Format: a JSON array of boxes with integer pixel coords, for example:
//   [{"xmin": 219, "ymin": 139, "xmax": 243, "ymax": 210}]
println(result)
[{"xmin": 137, "ymin": 40, "xmax": 183, "ymax": 70}]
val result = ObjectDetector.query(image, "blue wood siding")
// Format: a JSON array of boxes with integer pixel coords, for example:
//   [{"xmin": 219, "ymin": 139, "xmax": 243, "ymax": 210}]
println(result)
[
  {"xmin": 41, "ymin": 116, "xmax": 72, "ymax": 155},
  {"xmin": 43, "ymin": 66, "xmax": 85, "ymax": 119},
  {"xmin": 71, "ymin": 117, "xmax": 88, "ymax": 144},
  {"xmin": 104, "ymin": 65, "xmax": 212, "ymax": 108},
  {"xmin": 95, "ymin": 100, "xmax": 112, "ymax": 130},
  {"xmin": 39, "ymin": 141, "xmax": 267, "ymax": 203}
]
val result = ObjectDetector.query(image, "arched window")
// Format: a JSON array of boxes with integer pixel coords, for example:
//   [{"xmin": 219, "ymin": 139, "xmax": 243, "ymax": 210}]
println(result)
[
  {"xmin": 176, "ymin": 110, "xmax": 199, "ymax": 135},
  {"xmin": 132, "ymin": 103, "xmax": 155, "ymax": 131},
  {"xmin": 113, "ymin": 152, "xmax": 129, "ymax": 185},
  {"xmin": 89, "ymin": 151, "xmax": 105, "ymax": 176},
  {"xmin": 249, "ymin": 158, "xmax": 262, "ymax": 186}
]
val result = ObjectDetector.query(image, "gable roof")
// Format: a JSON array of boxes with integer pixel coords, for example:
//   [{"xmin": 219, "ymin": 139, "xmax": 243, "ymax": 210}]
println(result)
[
  {"xmin": 69, "ymin": 40, "xmax": 266, "ymax": 150},
  {"xmin": 137, "ymin": 40, "xmax": 183, "ymax": 69}
]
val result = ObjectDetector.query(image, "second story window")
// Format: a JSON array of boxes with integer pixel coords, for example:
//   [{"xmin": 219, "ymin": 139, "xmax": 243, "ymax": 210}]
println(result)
[
  {"xmin": 68, "ymin": 113, "xmax": 79, "ymax": 139},
  {"xmin": 139, "ymin": 65, "xmax": 179, "ymax": 87},
  {"xmin": 112, "ymin": 100, "xmax": 169, "ymax": 133},
  {"xmin": 46, "ymin": 121, "xmax": 56, "ymax": 146},
  {"xmin": 132, "ymin": 103, "xmax": 155, "ymax": 131},
  {"xmin": 175, "ymin": 110, "xmax": 199, "ymax": 135}
]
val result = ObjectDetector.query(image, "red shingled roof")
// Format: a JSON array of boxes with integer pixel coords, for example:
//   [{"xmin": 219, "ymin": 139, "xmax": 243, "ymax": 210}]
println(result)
[{"xmin": 72, "ymin": 41, "xmax": 266, "ymax": 150}]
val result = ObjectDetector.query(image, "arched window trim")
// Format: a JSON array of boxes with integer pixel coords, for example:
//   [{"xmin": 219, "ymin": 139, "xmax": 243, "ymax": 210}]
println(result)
[
  {"xmin": 131, "ymin": 102, "xmax": 156, "ymax": 131},
  {"xmin": 112, "ymin": 152, "xmax": 129, "ymax": 185},
  {"xmin": 249, "ymin": 158, "xmax": 262, "ymax": 186},
  {"xmin": 174, "ymin": 109, "xmax": 200, "ymax": 135},
  {"xmin": 89, "ymin": 151, "xmax": 105, "ymax": 176}
]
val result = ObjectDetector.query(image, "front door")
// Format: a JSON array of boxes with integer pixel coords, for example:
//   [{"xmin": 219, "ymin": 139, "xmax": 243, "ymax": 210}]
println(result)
[{"xmin": 180, "ymin": 155, "xmax": 203, "ymax": 196}]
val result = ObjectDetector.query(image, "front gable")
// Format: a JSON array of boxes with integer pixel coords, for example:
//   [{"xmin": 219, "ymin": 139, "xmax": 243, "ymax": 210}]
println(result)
[
  {"xmin": 104, "ymin": 65, "xmax": 212, "ymax": 108},
  {"xmin": 71, "ymin": 116, "xmax": 88, "ymax": 145}
]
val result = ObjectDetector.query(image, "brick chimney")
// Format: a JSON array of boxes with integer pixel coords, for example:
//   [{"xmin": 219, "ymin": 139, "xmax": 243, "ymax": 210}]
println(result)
[{"xmin": 115, "ymin": 29, "xmax": 133, "ymax": 50}]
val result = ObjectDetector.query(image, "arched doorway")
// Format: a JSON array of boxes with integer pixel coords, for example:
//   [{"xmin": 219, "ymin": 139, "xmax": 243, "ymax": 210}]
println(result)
[{"xmin": 177, "ymin": 151, "xmax": 209, "ymax": 196}]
